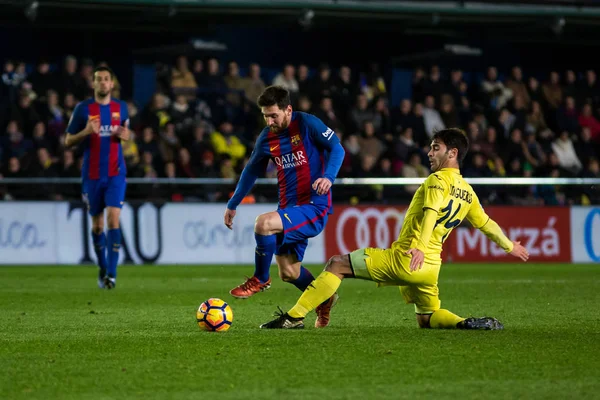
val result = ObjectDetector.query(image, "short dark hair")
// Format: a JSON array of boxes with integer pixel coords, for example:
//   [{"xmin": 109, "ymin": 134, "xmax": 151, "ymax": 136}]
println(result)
[
  {"xmin": 432, "ymin": 128, "xmax": 469, "ymax": 164},
  {"xmin": 93, "ymin": 66, "xmax": 115, "ymax": 80},
  {"xmin": 257, "ymin": 86, "xmax": 291, "ymax": 109}
]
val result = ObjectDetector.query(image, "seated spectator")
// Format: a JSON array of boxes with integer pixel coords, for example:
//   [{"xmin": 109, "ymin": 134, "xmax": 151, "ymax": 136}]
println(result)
[
  {"xmin": 422, "ymin": 95, "xmax": 445, "ymax": 139},
  {"xmin": 272, "ymin": 64, "xmax": 299, "ymax": 93},
  {"xmin": 542, "ymin": 71, "xmax": 563, "ymax": 112},
  {"xmin": 307, "ymin": 64, "xmax": 337, "ymax": 104},
  {"xmin": 313, "ymin": 96, "xmax": 340, "ymax": 131},
  {"xmin": 505, "ymin": 66, "xmax": 530, "ymax": 108},
  {"xmin": 556, "ymin": 96, "xmax": 580, "ymax": 134},
  {"xmin": 242, "ymin": 63, "xmax": 265, "ymax": 105},
  {"xmin": 481, "ymin": 66, "xmax": 513, "ymax": 110},
  {"xmin": 349, "ymin": 93, "xmax": 375, "ymax": 134},
  {"xmin": 526, "ymin": 100, "xmax": 551, "ymax": 137},
  {"xmin": 575, "ymin": 127, "xmax": 599, "ymax": 166},
  {"xmin": 578, "ymin": 103, "xmax": 600, "ymax": 140},
  {"xmin": 3, "ymin": 121, "xmax": 33, "ymax": 164},
  {"xmin": 171, "ymin": 55, "xmax": 197, "ymax": 99},
  {"xmin": 158, "ymin": 123, "xmax": 181, "ymax": 163},
  {"xmin": 29, "ymin": 59, "xmax": 55, "ymax": 102},
  {"xmin": 357, "ymin": 121, "xmax": 385, "ymax": 164},
  {"xmin": 394, "ymin": 127, "xmax": 418, "ymax": 163},
  {"xmin": 59, "ymin": 149, "xmax": 80, "ymax": 178},
  {"xmin": 522, "ymin": 131, "xmax": 546, "ymax": 170},
  {"xmin": 122, "ymin": 133, "xmax": 140, "ymax": 175},
  {"xmin": 551, "ymin": 131, "xmax": 583, "ymax": 175},
  {"xmin": 210, "ymin": 121, "xmax": 246, "ymax": 167},
  {"xmin": 402, "ymin": 152, "xmax": 429, "ymax": 195},
  {"xmin": 170, "ymin": 94, "xmax": 195, "ymax": 140}
]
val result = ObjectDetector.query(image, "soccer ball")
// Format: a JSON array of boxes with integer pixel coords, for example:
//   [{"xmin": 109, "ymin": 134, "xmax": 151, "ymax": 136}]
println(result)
[{"xmin": 196, "ymin": 298, "xmax": 233, "ymax": 332}]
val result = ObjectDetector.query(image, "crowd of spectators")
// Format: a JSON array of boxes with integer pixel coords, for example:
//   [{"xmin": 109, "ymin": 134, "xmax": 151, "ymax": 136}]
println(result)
[{"xmin": 0, "ymin": 54, "xmax": 598, "ymax": 205}]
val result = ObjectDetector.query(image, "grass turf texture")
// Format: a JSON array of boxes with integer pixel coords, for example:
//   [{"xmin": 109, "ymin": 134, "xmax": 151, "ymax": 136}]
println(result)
[{"xmin": 1, "ymin": 263, "xmax": 599, "ymax": 400}]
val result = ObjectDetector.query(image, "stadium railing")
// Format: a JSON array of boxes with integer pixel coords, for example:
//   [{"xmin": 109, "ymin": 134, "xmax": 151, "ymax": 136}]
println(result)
[
  {"xmin": 0, "ymin": 176, "xmax": 598, "ymax": 265},
  {"xmin": 1, "ymin": 176, "xmax": 598, "ymax": 202},
  {"xmin": 1, "ymin": 176, "xmax": 598, "ymax": 186}
]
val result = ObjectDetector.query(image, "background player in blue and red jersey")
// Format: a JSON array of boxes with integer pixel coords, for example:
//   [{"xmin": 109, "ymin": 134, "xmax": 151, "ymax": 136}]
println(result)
[
  {"xmin": 65, "ymin": 66, "xmax": 131, "ymax": 289},
  {"xmin": 224, "ymin": 86, "xmax": 345, "ymax": 328}
]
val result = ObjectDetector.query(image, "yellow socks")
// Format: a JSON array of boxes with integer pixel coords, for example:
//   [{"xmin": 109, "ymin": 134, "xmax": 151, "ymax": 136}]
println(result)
[
  {"xmin": 288, "ymin": 271, "xmax": 341, "ymax": 319},
  {"xmin": 429, "ymin": 309, "xmax": 465, "ymax": 329}
]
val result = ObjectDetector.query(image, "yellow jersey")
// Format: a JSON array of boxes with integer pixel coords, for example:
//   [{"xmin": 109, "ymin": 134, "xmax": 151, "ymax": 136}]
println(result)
[{"xmin": 392, "ymin": 167, "xmax": 495, "ymax": 264}]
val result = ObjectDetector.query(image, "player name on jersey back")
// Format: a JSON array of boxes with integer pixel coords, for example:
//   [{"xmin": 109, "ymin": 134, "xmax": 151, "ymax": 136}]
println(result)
[{"xmin": 449, "ymin": 184, "xmax": 473, "ymax": 204}]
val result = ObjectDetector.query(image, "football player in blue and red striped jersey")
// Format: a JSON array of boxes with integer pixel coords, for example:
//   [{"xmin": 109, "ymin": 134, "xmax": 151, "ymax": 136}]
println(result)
[
  {"xmin": 65, "ymin": 66, "xmax": 131, "ymax": 290},
  {"xmin": 225, "ymin": 86, "xmax": 345, "ymax": 328}
]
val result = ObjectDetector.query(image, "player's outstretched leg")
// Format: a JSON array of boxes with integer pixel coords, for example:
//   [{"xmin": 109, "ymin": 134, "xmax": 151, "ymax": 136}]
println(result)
[
  {"xmin": 458, "ymin": 317, "xmax": 504, "ymax": 330},
  {"xmin": 418, "ymin": 309, "xmax": 503, "ymax": 330},
  {"xmin": 260, "ymin": 254, "xmax": 350, "ymax": 329},
  {"xmin": 276, "ymin": 255, "xmax": 338, "ymax": 328},
  {"xmin": 230, "ymin": 212, "xmax": 278, "ymax": 299},
  {"xmin": 91, "ymin": 214, "xmax": 107, "ymax": 288}
]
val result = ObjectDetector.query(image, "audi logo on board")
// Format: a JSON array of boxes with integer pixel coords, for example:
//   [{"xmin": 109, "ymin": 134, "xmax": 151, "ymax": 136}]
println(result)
[{"xmin": 326, "ymin": 206, "xmax": 406, "ymax": 257}]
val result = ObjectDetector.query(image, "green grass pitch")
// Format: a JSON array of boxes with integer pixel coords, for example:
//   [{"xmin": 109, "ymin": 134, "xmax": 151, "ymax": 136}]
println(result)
[{"xmin": 1, "ymin": 263, "xmax": 599, "ymax": 399}]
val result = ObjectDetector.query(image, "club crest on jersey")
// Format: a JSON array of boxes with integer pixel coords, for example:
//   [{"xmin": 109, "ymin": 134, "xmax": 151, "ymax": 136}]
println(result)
[
  {"xmin": 112, "ymin": 112, "xmax": 120, "ymax": 121},
  {"xmin": 291, "ymin": 134, "xmax": 301, "ymax": 146}
]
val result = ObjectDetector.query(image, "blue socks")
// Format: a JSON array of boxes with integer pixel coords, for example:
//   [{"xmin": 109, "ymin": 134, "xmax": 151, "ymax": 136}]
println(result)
[
  {"xmin": 92, "ymin": 231, "xmax": 107, "ymax": 275},
  {"xmin": 107, "ymin": 228, "xmax": 121, "ymax": 278},
  {"xmin": 253, "ymin": 233, "xmax": 315, "ymax": 293},
  {"xmin": 291, "ymin": 266, "xmax": 315, "ymax": 292},
  {"xmin": 254, "ymin": 233, "xmax": 276, "ymax": 283}
]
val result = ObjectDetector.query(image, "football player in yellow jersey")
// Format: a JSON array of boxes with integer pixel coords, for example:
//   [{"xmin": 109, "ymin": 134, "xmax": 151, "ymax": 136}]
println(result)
[{"xmin": 260, "ymin": 128, "xmax": 530, "ymax": 330}]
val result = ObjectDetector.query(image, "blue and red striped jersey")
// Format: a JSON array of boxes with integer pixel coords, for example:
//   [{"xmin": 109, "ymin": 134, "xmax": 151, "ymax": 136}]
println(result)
[
  {"xmin": 228, "ymin": 111, "xmax": 344, "ymax": 212},
  {"xmin": 66, "ymin": 99, "xmax": 129, "ymax": 180}
]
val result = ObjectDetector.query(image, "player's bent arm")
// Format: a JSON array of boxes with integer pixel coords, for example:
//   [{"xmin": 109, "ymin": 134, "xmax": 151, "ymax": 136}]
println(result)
[
  {"xmin": 64, "ymin": 127, "xmax": 91, "ymax": 148},
  {"xmin": 466, "ymin": 193, "xmax": 514, "ymax": 253},
  {"xmin": 116, "ymin": 126, "xmax": 132, "ymax": 141},
  {"xmin": 323, "ymin": 142, "xmax": 345, "ymax": 183},
  {"xmin": 226, "ymin": 149, "xmax": 268, "ymax": 210},
  {"xmin": 227, "ymin": 168, "xmax": 259, "ymax": 210},
  {"xmin": 227, "ymin": 134, "xmax": 268, "ymax": 210},
  {"xmin": 306, "ymin": 114, "xmax": 344, "ymax": 182},
  {"xmin": 477, "ymin": 218, "xmax": 514, "ymax": 253}
]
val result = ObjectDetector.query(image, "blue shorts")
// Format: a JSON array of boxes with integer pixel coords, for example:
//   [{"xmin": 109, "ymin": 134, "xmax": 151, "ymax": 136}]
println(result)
[
  {"xmin": 82, "ymin": 176, "xmax": 127, "ymax": 216},
  {"xmin": 275, "ymin": 204, "xmax": 329, "ymax": 262}
]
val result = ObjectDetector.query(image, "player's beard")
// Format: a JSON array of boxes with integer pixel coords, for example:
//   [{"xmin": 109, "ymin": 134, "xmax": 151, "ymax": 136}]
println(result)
[
  {"xmin": 430, "ymin": 154, "xmax": 449, "ymax": 172},
  {"xmin": 269, "ymin": 116, "xmax": 290, "ymax": 133},
  {"xmin": 429, "ymin": 159, "xmax": 437, "ymax": 172},
  {"xmin": 96, "ymin": 89, "xmax": 110, "ymax": 98},
  {"xmin": 430, "ymin": 157, "xmax": 441, "ymax": 172}
]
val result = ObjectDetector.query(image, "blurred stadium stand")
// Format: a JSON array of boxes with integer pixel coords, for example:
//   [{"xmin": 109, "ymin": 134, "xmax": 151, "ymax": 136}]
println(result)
[{"xmin": 0, "ymin": 0, "xmax": 598, "ymax": 205}]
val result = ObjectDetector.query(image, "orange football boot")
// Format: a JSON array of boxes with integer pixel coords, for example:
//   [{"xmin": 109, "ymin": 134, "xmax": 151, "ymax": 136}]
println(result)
[{"xmin": 229, "ymin": 276, "xmax": 272, "ymax": 299}]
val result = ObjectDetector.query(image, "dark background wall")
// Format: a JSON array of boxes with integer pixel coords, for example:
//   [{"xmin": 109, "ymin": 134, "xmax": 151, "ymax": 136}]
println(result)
[{"xmin": 2, "ymin": 1, "xmax": 600, "ymax": 107}]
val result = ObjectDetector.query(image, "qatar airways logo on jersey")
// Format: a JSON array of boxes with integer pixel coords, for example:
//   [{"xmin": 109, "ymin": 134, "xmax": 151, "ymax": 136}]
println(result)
[
  {"xmin": 274, "ymin": 151, "xmax": 307, "ymax": 169},
  {"xmin": 98, "ymin": 125, "xmax": 119, "ymax": 137}
]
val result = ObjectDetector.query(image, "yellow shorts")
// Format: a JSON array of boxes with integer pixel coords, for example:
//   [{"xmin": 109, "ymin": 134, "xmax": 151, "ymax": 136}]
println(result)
[{"xmin": 349, "ymin": 247, "xmax": 442, "ymax": 314}]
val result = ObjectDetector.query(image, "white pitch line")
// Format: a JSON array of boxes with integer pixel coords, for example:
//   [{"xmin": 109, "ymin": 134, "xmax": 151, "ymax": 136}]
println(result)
[{"xmin": 441, "ymin": 279, "xmax": 571, "ymax": 284}]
